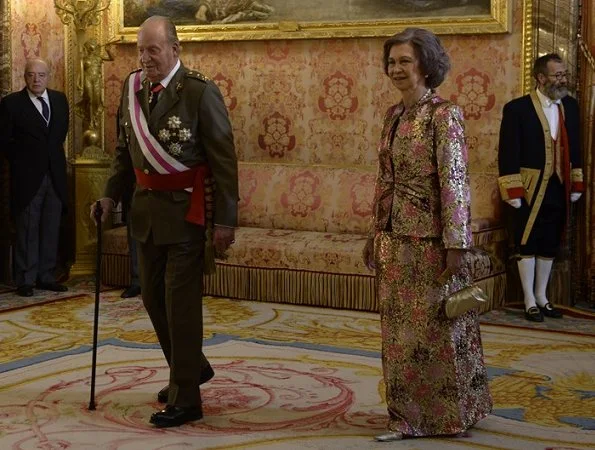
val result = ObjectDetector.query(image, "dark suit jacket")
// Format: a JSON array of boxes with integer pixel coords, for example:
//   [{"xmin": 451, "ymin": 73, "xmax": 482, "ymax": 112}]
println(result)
[
  {"xmin": 105, "ymin": 64, "xmax": 238, "ymax": 246},
  {"xmin": 0, "ymin": 88, "xmax": 70, "ymax": 217}
]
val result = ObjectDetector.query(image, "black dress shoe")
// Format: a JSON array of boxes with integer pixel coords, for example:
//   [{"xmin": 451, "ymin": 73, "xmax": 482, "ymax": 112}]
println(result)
[
  {"xmin": 157, "ymin": 365, "xmax": 214, "ymax": 403},
  {"xmin": 16, "ymin": 285, "xmax": 34, "ymax": 297},
  {"xmin": 149, "ymin": 405, "xmax": 203, "ymax": 428},
  {"xmin": 36, "ymin": 282, "xmax": 68, "ymax": 292},
  {"xmin": 538, "ymin": 303, "xmax": 563, "ymax": 318},
  {"xmin": 120, "ymin": 285, "xmax": 141, "ymax": 298},
  {"xmin": 524, "ymin": 306, "xmax": 544, "ymax": 322}
]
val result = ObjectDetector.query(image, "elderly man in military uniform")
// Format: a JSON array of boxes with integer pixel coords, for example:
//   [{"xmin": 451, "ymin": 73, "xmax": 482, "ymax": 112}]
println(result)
[{"xmin": 92, "ymin": 15, "xmax": 238, "ymax": 427}]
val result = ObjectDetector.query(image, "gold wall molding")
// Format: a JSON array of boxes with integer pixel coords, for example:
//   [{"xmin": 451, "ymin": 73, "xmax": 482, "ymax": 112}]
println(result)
[
  {"xmin": 108, "ymin": 0, "xmax": 511, "ymax": 43},
  {"xmin": 522, "ymin": 0, "xmax": 535, "ymax": 94}
]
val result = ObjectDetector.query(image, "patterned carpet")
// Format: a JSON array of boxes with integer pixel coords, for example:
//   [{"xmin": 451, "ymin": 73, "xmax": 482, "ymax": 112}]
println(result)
[
  {"xmin": 0, "ymin": 285, "xmax": 594, "ymax": 449},
  {"xmin": 0, "ymin": 284, "xmax": 89, "ymax": 312},
  {"xmin": 480, "ymin": 303, "xmax": 595, "ymax": 335}
]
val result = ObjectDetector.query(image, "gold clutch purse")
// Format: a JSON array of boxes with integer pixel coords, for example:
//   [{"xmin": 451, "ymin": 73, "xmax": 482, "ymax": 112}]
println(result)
[
  {"xmin": 444, "ymin": 284, "xmax": 488, "ymax": 319},
  {"xmin": 438, "ymin": 268, "xmax": 488, "ymax": 319}
]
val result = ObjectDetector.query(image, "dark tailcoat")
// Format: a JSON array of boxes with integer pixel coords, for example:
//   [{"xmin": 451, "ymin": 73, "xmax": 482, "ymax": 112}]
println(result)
[
  {"xmin": 498, "ymin": 91, "xmax": 583, "ymax": 247},
  {"xmin": 0, "ymin": 88, "xmax": 69, "ymax": 217}
]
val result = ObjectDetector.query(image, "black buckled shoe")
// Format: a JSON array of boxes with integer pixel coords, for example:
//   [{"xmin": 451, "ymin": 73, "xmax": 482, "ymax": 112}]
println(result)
[
  {"xmin": 16, "ymin": 285, "xmax": 34, "ymax": 297},
  {"xmin": 149, "ymin": 405, "xmax": 203, "ymax": 427},
  {"xmin": 36, "ymin": 282, "xmax": 68, "ymax": 292},
  {"xmin": 524, "ymin": 306, "xmax": 544, "ymax": 322},
  {"xmin": 538, "ymin": 303, "xmax": 563, "ymax": 318},
  {"xmin": 157, "ymin": 365, "xmax": 215, "ymax": 403}
]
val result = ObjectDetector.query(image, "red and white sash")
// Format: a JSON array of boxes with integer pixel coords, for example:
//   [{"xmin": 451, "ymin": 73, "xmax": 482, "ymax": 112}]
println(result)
[{"xmin": 128, "ymin": 71, "xmax": 190, "ymax": 178}]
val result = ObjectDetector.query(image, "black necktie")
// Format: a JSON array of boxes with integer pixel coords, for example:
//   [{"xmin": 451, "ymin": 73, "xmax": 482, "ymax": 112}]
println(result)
[
  {"xmin": 149, "ymin": 83, "xmax": 163, "ymax": 112},
  {"xmin": 37, "ymin": 96, "xmax": 49, "ymax": 124}
]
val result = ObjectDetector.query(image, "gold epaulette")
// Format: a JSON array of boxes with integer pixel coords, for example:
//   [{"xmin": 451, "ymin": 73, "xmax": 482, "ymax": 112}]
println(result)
[{"xmin": 185, "ymin": 70, "xmax": 209, "ymax": 82}]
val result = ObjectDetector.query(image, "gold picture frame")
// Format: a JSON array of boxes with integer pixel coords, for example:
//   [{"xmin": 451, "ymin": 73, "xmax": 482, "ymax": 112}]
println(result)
[{"xmin": 110, "ymin": 0, "xmax": 511, "ymax": 43}]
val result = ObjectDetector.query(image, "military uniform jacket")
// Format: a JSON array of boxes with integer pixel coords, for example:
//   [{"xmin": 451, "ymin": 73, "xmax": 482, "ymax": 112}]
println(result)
[
  {"xmin": 105, "ymin": 64, "xmax": 239, "ymax": 245},
  {"xmin": 498, "ymin": 91, "xmax": 584, "ymax": 245}
]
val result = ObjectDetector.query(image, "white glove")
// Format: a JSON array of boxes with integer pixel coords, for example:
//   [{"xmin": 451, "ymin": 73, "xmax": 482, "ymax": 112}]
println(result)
[
  {"xmin": 570, "ymin": 192, "xmax": 582, "ymax": 202},
  {"xmin": 505, "ymin": 198, "xmax": 522, "ymax": 208}
]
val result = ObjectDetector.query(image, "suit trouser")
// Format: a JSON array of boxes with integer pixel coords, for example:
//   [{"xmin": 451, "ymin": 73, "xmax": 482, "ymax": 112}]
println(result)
[
  {"xmin": 137, "ymin": 230, "xmax": 210, "ymax": 408},
  {"xmin": 14, "ymin": 174, "xmax": 62, "ymax": 287},
  {"xmin": 122, "ymin": 198, "xmax": 140, "ymax": 287}
]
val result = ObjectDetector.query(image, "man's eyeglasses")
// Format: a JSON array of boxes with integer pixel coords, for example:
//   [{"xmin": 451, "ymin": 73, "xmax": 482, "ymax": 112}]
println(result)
[{"xmin": 547, "ymin": 71, "xmax": 569, "ymax": 80}]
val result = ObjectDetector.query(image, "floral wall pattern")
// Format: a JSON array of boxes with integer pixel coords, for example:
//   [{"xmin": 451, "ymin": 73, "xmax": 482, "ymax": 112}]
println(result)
[
  {"xmin": 7, "ymin": 0, "xmax": 525, "ymax": 225},
  {"xmin": 10, "ymin": 0, "xmax": 65, "ymax": 93},
  {"xmin": 102, "ymin": 6, "xmax": 524, "ymax": 223}
]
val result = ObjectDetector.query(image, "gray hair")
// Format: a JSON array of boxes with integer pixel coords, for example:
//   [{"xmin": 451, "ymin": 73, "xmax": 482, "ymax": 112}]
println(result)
[
  {"xmin": 383, "ymin": 28, "xmax": 450, "ymax": 89},
  {"xmin": 141, "ymin": 15, "xmax": 180, "ymax": 46},
  {"xmin": 24, "ymin": 58, "xmax": 49, "ymax": 74}
]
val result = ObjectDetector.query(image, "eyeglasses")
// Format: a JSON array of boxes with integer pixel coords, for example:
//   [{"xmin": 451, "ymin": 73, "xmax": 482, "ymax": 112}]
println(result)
[{"xmin": 546, "ymin": 71, "xmax": 569, "ymax": 80}]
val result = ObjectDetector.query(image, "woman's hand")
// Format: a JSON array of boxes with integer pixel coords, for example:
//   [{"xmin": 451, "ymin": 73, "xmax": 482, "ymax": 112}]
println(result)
[
  {"xmin": 363, "ymin": 237, "xmax": 376, "ymax": 270},
  {"xmin": 445, "ymin": 248, "xmax": 470, "ymax": 275}
]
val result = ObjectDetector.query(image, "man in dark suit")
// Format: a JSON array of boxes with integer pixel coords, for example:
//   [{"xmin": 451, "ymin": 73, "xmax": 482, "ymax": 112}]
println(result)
[
  {"xmin": 498, "ymin": 53, "xmax": 584, "ymax": 322},
  {"xmin": 91, "ymin": 16, "xmax": 238, "ymax": 427},
  {"xmin": 0, "ymin": 58, "xmax": 70, "ymax": 297}
]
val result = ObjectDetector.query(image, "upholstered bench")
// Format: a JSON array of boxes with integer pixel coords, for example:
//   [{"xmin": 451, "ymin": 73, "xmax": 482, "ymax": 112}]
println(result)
[
  {"xmin": 468, "ymin": 219, "xmax": 507, "ymax": 313},
  {"xmin": 100, "ymin": 162, "xmax": 506, "ymax": 312}
]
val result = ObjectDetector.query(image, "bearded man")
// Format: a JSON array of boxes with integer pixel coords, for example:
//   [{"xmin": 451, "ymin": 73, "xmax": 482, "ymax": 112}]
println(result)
[{"xmin": 498, "ymin": 53, "xmax": 584, "ymax": 322}]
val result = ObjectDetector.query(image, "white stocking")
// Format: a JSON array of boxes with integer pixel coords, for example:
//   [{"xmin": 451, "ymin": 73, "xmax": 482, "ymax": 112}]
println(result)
[
  {"xmin": 517, "ymin": 257, "xmax": 536, "ymax": 311},
  {"xmin": 535, "ymin": 258, "xmax": 554, "ymax": 307}
]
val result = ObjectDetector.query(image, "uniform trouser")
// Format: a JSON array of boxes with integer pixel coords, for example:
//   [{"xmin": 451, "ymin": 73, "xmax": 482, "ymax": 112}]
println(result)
[
  {"xmin": 14, "ymin": 174, "xmax": 62, "ymax": 287},
  {"xmin": 126, "ymin": 220, "xmax": 139, "ymax": 287},
  {"xmin": 137, "ymin": 230, "xmax": 210, "ymax": 408}
]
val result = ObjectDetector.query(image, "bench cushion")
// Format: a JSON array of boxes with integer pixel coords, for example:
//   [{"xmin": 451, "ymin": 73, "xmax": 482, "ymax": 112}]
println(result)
[
  {"xmin": 238, "ymin": 162, "xmax": 375, "ymax": 234},
  {"xmin": 220, "ymin": 227, "xmax": 369, "ymax": 275}
]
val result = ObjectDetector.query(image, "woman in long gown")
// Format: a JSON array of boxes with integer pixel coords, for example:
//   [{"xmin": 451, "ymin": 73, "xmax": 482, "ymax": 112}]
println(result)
[{"xmin": 362, "ymin": 28, "xmax": 492, "ymax": 441}]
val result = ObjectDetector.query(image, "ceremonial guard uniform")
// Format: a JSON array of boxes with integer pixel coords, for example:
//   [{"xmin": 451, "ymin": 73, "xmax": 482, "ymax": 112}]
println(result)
[{"xmin": 498, "ymin": 90, "xmax": 583, "ymax": 255}]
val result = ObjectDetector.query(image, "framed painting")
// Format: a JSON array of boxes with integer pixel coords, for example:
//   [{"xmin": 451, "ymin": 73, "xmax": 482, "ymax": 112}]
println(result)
[{"xmin": 111, "ymin": 0, "xmax": 511, "ymax": 42}]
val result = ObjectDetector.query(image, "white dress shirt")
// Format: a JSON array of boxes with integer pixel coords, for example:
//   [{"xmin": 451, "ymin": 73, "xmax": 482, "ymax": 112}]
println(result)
[{"xmin": 535, "ymin": 88, "xmax": 560, "ymax": 140}]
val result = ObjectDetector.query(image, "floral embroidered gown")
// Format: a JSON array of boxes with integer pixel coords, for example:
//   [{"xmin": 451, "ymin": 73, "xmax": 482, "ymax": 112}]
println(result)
[{"xmin": 370, "ymin": 90, "xmax": 492, "ymax": 436}]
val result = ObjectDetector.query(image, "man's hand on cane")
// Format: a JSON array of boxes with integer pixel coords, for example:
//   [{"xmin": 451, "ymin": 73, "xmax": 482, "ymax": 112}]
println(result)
[{"xmin": 90, "ymin": 198, "xmax": 115, "ymax": 224}]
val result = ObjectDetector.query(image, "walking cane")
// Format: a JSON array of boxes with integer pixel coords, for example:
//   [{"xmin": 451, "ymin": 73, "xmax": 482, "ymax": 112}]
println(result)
[{"xmin": 89, "ymin": 200, "xmax": 103, "ymax": 411}]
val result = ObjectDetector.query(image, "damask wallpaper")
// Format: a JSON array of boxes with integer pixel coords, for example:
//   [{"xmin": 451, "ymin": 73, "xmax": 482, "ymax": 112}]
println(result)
[
  {"xmin": 9, "ymin": 0, "xmax": 65, "ymax": 92},
  {"xmin": 7, "ymin": 0, "xmax": 525, "ymax": 223}
]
